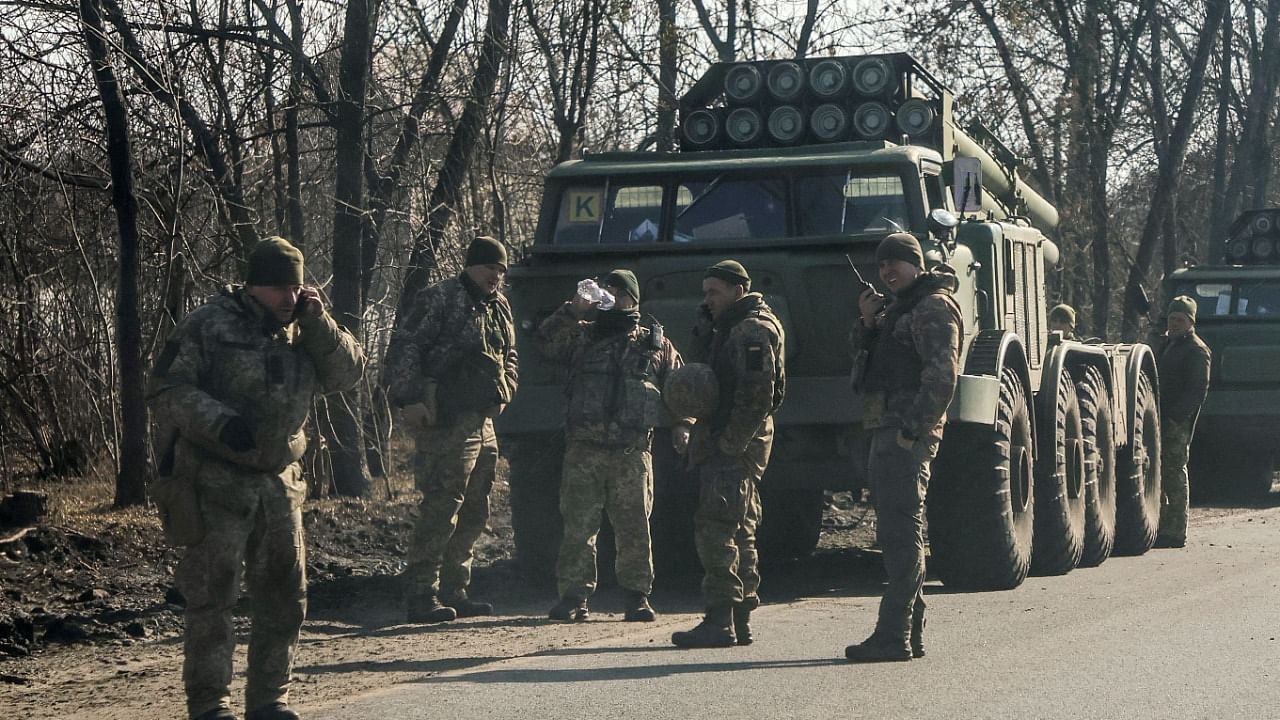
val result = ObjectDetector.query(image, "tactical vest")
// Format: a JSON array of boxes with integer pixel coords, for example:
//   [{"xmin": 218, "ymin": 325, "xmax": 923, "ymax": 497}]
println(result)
[
  {"xmin": 709, "ymin": 305, "xmax": 786, "ymax": 431},
  {"xmin": 863, "ymin": 281, "xmax": 961, "ymax": 393},
  {"xmin": 434, "ymin": 290, "xmax": 515, "ymax": 420},
  {"xmin": 565, "ymin": 326, "xmax": 663, "ymax": 446}
]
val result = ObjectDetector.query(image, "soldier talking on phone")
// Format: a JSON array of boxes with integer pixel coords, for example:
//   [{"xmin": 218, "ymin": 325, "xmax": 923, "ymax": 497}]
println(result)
[{"xmin": 148, "ymin": 236, "xmax": 366, "ymax": 720}]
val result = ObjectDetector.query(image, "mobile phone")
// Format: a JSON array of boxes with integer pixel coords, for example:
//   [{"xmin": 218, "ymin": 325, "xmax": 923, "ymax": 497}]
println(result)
[{"xmin": 293, "ymin": 293, "xmax": 308, "ymax": 320}]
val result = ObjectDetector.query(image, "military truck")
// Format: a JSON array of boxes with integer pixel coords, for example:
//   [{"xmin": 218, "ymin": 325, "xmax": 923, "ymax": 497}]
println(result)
[
  {"xmin": 1165, "ymin": 208, "xmax": 1280, "ymax": 500},
  {"xmin": 498, "ymin": 53, "xmax": 1164, "ymax": 590}
]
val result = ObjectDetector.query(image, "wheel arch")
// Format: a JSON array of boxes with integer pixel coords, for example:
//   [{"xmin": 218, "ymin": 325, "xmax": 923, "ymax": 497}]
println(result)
[{"xmin": 960, "ymin": 329, "xmax": 1036, "ymax": 433}]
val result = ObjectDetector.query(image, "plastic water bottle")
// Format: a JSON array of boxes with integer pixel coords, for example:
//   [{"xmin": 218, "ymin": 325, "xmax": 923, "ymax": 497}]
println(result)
[{"xmin": 576, "ymin": 279, "xmax": 615, "ymax": 310}]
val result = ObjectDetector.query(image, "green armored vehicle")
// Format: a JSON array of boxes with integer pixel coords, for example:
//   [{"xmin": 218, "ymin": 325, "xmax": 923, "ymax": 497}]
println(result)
[
  {"xmin": 1165, "ymin": 209, "xmax": 1280, "ymax": 499},
  {"xmin": 500, "ymin": 53, "xmax": 1165, "ymax": 590}
]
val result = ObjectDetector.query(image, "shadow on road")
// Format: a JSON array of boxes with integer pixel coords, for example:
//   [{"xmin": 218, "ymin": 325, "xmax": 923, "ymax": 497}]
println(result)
[
  {"xmin": 410, "ymin": 656, "xmax": 847, "ymax": 685},
  {"xmin": 295, "ymin": 655, "xmax": 507, "ymax": 677}
]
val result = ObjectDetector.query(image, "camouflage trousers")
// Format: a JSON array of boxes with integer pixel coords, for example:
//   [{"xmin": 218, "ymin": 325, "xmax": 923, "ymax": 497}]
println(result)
[
  {"xmin": 556, "ymin": 437, "xmax": 655, "ymax": 600},
  {"xmin": 862, "ymin": 426, "xmax": 939, "ymax": 637},
  {"xmin": 694, "ymin": 418, "xmax": 772, "ymax": 608},
  {"xmin": 176, "ymin": 461, "xmax": 307, "ymax": 719},
  {"xmin": 1159, "ymin": 417, "xmax": 1194, "ymax": 541},
  {"xmin": 408, "ymin": 410, "xmax": 497, "ymax": 598}
]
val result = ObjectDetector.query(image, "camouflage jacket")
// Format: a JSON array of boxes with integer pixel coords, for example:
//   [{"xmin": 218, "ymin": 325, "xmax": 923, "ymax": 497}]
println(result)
[
  {"xmin": 536, "ymin": 303, "xmax": 684, "ymax": 446},
  {"xmin": 851, "ymin": 270, "xmax": 962, "ymax": 439},
  {"xmin": 1157, "ymin": 330, "xmax": 1211, "ymax": 423},
  {"xmin": 147, "ymin": 286, "xmax": 366, "ymax": 475},
  {"xmin": 696, "ymin": 293, "xmax": 786, "ymax": 457},
  {"xmin": 383, "ymin": 273, "xmax": 519, "ymax": 420}
]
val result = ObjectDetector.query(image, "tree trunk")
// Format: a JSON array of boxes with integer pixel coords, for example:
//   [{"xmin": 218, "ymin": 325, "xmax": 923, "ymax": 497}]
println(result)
[
  {"xmin": 285, "ymin": 0, "xmax": 306, "ymax": 247},
  {"xmin": 80, "ymin": 0, "xmax": 147, "ymax": 507},
  {"xmin": 326, "ymin": 0, "xmax": 380, "ymax": 498},
  {"xmin": 399, "ymin": 0, "xmax": 513, "ymax": 316},
  {"xmin": 1220, "ymin": 0, "xmax": 1280, "ymax": 230},
  {"xmin": 656, "ymin": 0, "xmax": 678, "ymax": 151},
  {"xmin": 1206, "ymin": 9, "xmax": 1233, "ymax": 256}
]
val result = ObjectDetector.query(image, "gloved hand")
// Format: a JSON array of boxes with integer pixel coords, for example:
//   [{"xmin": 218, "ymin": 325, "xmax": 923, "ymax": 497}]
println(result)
[
  {"xmin": 219, "ymin": 416, "xmax": 257, "ymax": 453},
  {"xmin": 397, "ymin": 380, "xmax": 439, "ymax": 429},
  {"xmin": 399, "ymin": 401, "xmax": 435, "ymax": 428}
]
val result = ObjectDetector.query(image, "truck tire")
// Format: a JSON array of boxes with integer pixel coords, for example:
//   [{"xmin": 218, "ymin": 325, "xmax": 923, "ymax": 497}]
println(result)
[
  {"xmin": 1030, "ymin": 372, "xmax": 1086, "ymax": 576},
  {"xmin": 1114, "ymin": 371, "xmax": 1161, "ymax": 555},
  {"xmin": 758, "ymin": 484, "xmax": 824, "ymax": 563},
  {"xmin": 506, "ymin": 432, "xmax": 565, "ymax": 582},
  {"xmin": 1075, "ymin": 366, "xmax": 1116, "ymax": 567},
  {"xmin": 927, "ymin": 367, "xmax": 1034, "ymax": 591}
]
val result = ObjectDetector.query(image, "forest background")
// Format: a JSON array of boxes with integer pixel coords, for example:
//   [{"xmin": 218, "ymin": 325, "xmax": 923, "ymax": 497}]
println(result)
[{"xmin": 1, "ymin": 0, "xmax": 1276, "ymax": 504}]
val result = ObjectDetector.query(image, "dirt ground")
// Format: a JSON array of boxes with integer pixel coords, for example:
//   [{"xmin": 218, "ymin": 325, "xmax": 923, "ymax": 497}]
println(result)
[{"xmin": 0, "ymin": 459, "xmax": 882, "ymax": 720}]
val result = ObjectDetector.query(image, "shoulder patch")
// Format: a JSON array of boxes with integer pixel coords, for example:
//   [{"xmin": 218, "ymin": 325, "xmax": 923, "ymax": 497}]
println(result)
[{"xmin": 746, "ymin": 341, "xmax": 765, "ymax": 371}]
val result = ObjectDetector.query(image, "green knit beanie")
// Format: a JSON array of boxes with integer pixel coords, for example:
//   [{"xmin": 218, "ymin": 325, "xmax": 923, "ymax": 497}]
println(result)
[
  {"xmin": 246, "ymin": 236, "xmax": 305, "ymax": 286},
  {"xmin": 1168, "ymin": 295, "xmax": 1197, "ymax": 323},
  {"xmin": 601, "ymin": 269, "xmax": 641, "ymax": 303},
  {"xmin": 465, "ymin": 236, "xmax": 508, "ymax": 268},
  {"xmin": 875, "ymin": 232, "xmax": 924, "ymax": 268},
  {"xmin": 705, "ymin": 260, "xmax": 751, "ymax": 290},
  {"xmin": 1048, "ymin": 304, "xmax": 1077, "ymax": 327}
]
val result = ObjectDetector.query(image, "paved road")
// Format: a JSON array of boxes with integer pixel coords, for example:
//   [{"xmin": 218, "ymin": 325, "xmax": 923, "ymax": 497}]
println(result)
[{"xmin": 311, "ymin": 507, "xmax": 1279, "ymax": 719}]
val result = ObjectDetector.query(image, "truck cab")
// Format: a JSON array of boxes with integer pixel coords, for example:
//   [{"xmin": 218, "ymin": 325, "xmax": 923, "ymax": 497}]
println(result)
[{"xmin": 1165, "ymin": 209, "xmax": 1280, "ymax": 499}]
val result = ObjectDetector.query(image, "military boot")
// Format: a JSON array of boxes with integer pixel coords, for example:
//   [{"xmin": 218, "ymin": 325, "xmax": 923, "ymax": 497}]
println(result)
[
  {"xmin": 671, "ymin": 606, "xmax": 735, "ymax": 648},
  {"xmin": 844, "ymin": 631, "xmax": 912, "ymax": 663},
  {"xmin": 193, "ymin": 707, "xmax": 238, "ymax": 720},
  {"xmin": 443, "ymin": 589, "xmax": 493, "ymax": 618},
  {"xmin": 733, "ymin": 596, "xmax": 759, "ymax": 646},
  {"xmin": 245, "ymin": 702, "xmax": 299, "ymax": 720},
  {"xmin": 623, "ymin": 591, "xmax": 656, "ymax": 622},
  {"xmin": 910, "ymin": 605, "xmax": 926, "ymax": 659},
  {"xmin": 548, "ymin": 595, "xmax": 589, "ymax": 622},
  {"xmin": 407, "ymin": 593, "xmax": 457, "ymax": 623}
]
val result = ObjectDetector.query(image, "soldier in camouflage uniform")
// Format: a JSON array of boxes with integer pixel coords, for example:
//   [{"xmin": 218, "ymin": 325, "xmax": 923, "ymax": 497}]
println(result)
[
  {"xmin": 382, "ymin": 236, "xmax": 519, "ymax": 622},
  {"xmin": 147, "ymin": 237, "xmax": 366, "ymax": 720},
  {"xmin": 672, "ymin": 260, "xmax": 785, "ymax": 649},
  {"xmin": 845, "ymin": 232, "xmax": 961, "ymax": 663},
  {"xmin": 535, "ymin": 269, "xmax": 687, "ymax": 623},
  {"xmin": 1154, "ymin": 295, "xmax": 1211, "ymax": 548}
]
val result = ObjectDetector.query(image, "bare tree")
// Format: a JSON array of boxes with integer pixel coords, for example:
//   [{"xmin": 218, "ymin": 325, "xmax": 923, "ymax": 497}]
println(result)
[
  {"xmin": 523, "ymin": 0, "xmax": 604, "ymax": 163},
  {"xmin": 80, "ymin": 0, "xmax": 148, "ymax": 506},
  {"xmin": 398, "ymin": 0, "xmax": 514, "ymax": 315},
  {"xmin": 1121, "ymin": 0, "xmax": 1229, "ymax": 338}
]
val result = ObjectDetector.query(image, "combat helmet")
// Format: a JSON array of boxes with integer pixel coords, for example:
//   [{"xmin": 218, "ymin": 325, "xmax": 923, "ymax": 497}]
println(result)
[{"xmin": 663, "ymin": 363, "xmax": 719, "ymax": 419}]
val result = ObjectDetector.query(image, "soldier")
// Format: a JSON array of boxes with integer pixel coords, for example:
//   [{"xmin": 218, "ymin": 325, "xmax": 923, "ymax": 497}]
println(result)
[
  {"xmin": 845, "ymin": 232, "xmax": 962, "ymax": 663},
  {"xmin": 147, "ymin": 236, "xmax": 366, "ymax": 720},
  {"xmin": 382, "ymin": 236, "xmax": 519, "ymax": 622},
  {"xmin": 1154, "ymin": 295, "xmax": 1211, "ymax": 548},
  {"xmin": 1048, "ymin": 303, "xmax": 1077, "ymax": 339},
  {"xmin": 672, "ymin": 260, "xmax": 785, "ymax": 649},
  {"xmin": 535, "ymin": 269, "xmax": 687, "ymax": 622}
]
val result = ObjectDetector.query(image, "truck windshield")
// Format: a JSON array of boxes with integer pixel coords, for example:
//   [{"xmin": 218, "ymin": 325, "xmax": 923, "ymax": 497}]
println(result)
[
  {"xmin": 1173, "ymin": 281, "xmax": 1280, "ymax": 318},
  {"xmin": 550, "ymin": 170, "xmax": 910, "ymax": 245}
]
